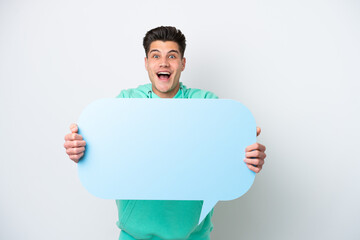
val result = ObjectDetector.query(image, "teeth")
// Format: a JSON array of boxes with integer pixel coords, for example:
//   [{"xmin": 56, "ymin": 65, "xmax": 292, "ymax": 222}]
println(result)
[{"xmin": 158, "ymin": 72, "xmax": 170, "ymax": 75}]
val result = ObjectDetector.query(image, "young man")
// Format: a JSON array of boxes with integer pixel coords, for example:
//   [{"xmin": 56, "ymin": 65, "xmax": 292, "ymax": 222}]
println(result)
[{"xmin": 64, "ymin": 26, "xmax": 266, "ymax": 240}]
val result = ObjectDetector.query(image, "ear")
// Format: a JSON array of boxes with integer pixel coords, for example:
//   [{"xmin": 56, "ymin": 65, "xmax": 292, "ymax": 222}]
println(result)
[
  {"xmin": 144, "ymin": 57, "xmax": 148, "ymax": 70},
  {"xmin": 181, "ymin": 57, "xmax": 186, "ymax": 71}
]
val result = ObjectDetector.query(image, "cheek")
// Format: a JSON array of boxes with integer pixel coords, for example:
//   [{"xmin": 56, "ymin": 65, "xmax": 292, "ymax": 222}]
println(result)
[{"xmin": 147, "ymin": 66, "xmax": 155, "ymax": 74}]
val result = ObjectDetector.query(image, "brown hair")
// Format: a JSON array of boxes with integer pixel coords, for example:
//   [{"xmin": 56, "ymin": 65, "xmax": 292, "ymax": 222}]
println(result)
[{"xmin": 143, "ymin": 26, "xmax": 186, "ymax": 58}]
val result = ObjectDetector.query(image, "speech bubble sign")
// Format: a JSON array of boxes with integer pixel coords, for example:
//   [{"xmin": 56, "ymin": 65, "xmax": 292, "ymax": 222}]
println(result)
[{"xmin": 77, "ymin": 99, "xmax": 256, "ymax": 224}]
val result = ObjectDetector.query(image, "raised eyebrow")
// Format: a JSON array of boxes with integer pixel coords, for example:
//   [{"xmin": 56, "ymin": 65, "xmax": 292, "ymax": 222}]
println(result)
[
  {"xmin": 168, "ymin": 50, "xmax": 180, "ymax": 55},
  {"xmin": 149, "ymin": 49, "xmax": 179, "ymax": 55},
  {"xmin": 149, "ymin": 49, "xmax": 160, "ymax": 54}
]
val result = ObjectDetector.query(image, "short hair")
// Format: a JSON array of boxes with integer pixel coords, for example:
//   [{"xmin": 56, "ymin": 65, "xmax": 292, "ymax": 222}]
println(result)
[{"xmin": 143, "ymin": 26, "xmax": 186, "ymax": 58}]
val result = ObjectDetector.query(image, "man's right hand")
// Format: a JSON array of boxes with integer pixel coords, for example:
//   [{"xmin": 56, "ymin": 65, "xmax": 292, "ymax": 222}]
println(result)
[{"xmin": 64, "ymin": 123, "xmax": 86, "ymax": 163}]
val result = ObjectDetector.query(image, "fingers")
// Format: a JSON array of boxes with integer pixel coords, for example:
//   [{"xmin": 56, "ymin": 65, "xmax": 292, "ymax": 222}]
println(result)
[
  {"xmin": 63, "ymin": 140, "xmax": 86, "ymax": 149},
  {"xmin": 244, "ymin": 157, "xmax": 264, "ymax": 167},
  {"xmin": 256, "ymin": 127, "xmax": 261, "ymax": 137},
  {"xmin": 245, "ymin": 142, "xmax": 266, "ymax": 152},
  {"xmin": 244, "ymin": 151, "xmax": 265, "ymax": 173},
  {"xmin": 64, "ymin": 139, "xmax": 85, "ymax": 163},
  {"xmin": 64, "ymin": 123, "xmax": 85, "ymax": 163},
  {"xmin": 63, "ymin": 137, "xmax": 86, "ymax": 162},
  {"xmin": 245, "ymin": 150, "xmax": 266, "ymax": 159},
  {"xmin": 245, "ymin": 163, "xmax": 262, "ymax": 173},
  {"xmin": 70, "ymin": 123, "xmax": 78, "ymax": 133},
  {"xmin": 69, "ymin": 152, "xmax": 84, "ymax": 163},
  {"xmin": 66, "ymin": 146, "xmax": 85, "ymax": 155},
  {"xmin": 64, "ymin": 140, "xmax": 85, "ymax": 162},
  {"xmin": 64, "ymin": 133, "xmax": 83, "ymax": 141},
  {"xmin": 244, "ymin": 141, "xmax": 266, "ymax": 173}
]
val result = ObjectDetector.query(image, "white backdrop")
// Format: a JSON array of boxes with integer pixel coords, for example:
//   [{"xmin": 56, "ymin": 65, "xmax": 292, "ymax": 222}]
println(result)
[{"xmin": 1, "ymin": 0, "xmax": 359, "ymax": 239}]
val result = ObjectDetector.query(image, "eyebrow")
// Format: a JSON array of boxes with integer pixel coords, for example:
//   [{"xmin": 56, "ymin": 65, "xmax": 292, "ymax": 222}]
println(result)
[{"xmin": 149, "ymin": 49, "xmax": 180, "ymax": 55}]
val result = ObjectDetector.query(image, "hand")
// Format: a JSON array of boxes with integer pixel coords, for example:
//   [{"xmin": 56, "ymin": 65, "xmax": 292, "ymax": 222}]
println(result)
[
  {"xmin": 64, "ymin": 123, "xmax": 86, "ymax": 163},
  {"xmin": 244, "ymin": 127, "xmax": 266, "ymax": 173}
]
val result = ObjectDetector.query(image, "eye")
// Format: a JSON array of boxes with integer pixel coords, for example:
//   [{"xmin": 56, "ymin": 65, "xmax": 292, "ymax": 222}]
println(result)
[
  {"xmin": 153, "ymin": 55, "xmax": 159, "ymax": 59},
  {"xmin": 169, "ymin": 55, "xmax": 176, "ymax": 59}
]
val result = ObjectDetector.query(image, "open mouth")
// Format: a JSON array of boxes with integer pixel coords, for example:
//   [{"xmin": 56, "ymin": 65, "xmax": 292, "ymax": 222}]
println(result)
[{"xmin": 157, "ymin": 72, "xmax": 171, "ymax": 81}]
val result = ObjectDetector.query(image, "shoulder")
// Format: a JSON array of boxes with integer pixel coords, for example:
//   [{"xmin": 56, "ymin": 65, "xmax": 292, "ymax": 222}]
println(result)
[
  {"xmin": 181, "ymin": 83, "xmax": 218, "ymax": 99},
  {"xmin": 116, "ymin": 84, "xmax": 152, "ymax": 98}
]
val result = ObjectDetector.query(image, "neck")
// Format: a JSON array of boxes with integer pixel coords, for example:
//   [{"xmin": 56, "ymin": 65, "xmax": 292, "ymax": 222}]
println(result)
[{"xmin": 152, "ymin": 84, "xmax": 180, "ymax": 98}]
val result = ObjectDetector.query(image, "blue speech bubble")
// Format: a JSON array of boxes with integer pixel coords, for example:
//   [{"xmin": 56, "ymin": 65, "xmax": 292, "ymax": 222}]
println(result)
[{"xmin": 77, "ymin": 99, "xmax": 256, "ymax": 224}]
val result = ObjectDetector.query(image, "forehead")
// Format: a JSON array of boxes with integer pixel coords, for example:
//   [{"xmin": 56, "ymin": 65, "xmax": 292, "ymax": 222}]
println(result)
[{"xmin": 148, "ymin": 40, "xmax": 180, "ymax": 53}]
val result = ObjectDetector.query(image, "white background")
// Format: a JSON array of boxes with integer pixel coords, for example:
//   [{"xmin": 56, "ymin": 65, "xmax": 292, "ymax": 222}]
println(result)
[{"xmin": 1, "ymin": 0, "xmax": 359, "ymax": 239}]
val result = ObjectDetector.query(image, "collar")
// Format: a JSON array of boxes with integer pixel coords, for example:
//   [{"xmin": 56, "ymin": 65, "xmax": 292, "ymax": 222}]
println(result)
[{"xmin": 148, "ymin": 82, "xmax": 185, "ymax": 99}]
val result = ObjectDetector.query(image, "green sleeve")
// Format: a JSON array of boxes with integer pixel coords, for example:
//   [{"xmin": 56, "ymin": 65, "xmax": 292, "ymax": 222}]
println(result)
[{"xmin": 116, "ymin": 90, "xmax": 128, "ymax": 98}]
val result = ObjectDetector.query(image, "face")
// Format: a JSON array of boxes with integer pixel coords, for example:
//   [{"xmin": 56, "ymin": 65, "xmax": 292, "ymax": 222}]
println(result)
[{"xmin": 145, "ymin": 40, "xmax": 186, "ymax": 98}]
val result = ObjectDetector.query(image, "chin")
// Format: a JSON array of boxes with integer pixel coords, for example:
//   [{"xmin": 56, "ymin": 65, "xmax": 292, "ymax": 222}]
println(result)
[{"xmin": 157, "ymin": 88, "xmax": 172, "ymax": 94}]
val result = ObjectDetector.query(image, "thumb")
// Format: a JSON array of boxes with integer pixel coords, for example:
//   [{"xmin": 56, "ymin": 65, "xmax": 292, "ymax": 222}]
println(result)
[
  {"xmin": 70, "ymin": 123, "xmax": 78, "ymax": 133},
  {"xmin": 256, "ymin": 127, "xmax": 261, "ymax": 137}
]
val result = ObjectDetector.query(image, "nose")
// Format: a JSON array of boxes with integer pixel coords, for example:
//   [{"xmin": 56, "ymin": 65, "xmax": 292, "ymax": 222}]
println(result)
[{"xmin": 159, "ymin": 57, "xmax": 169, "ymax": 67}]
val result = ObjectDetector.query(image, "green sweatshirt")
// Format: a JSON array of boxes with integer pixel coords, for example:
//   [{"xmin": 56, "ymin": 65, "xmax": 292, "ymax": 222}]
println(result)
[{"xmin": 115, "ymin": 82, "xmax": 218, "ymax": 240}]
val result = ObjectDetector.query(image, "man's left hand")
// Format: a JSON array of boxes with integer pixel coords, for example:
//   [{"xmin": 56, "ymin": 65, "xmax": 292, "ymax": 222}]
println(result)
[{"xmin": 244, "ymin": 127, "xmax": 266, "ymax": 173}]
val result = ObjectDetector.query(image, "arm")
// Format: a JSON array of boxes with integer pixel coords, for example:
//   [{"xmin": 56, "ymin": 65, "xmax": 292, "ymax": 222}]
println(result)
[
  {"xmin": 64, "ymin": 123, "xmax": 86, "ymax": 163},
  {"xmin": 244, "ymin": 127, "xmax": 266, "ymax": 173}
]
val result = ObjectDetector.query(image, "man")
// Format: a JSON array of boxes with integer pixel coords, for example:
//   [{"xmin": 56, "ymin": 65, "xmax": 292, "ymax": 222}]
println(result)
[{"xmin": 64, "ymin": 26, "xmax": 266, "ymax": 240}]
